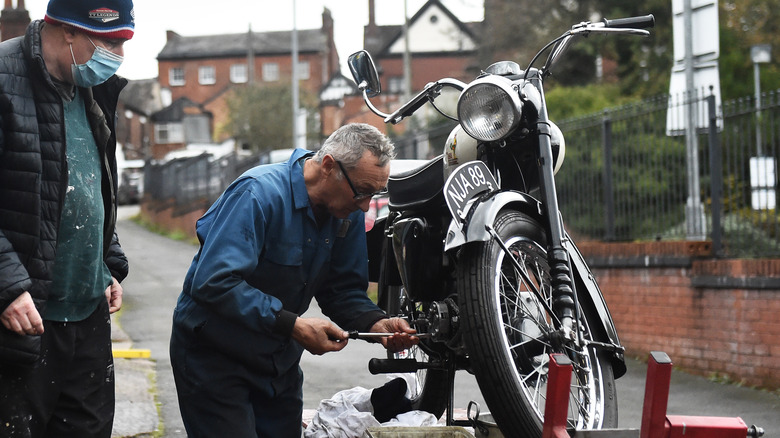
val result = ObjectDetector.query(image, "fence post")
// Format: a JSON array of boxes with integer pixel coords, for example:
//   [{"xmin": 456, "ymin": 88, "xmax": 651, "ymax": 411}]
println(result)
[
  {"xmin": 602, "ymin": 113, "xmax": 616, "ymax": 241},
  {"xmin": 708, "ymin": 88, "xmax": 723, "ymax": 257}
]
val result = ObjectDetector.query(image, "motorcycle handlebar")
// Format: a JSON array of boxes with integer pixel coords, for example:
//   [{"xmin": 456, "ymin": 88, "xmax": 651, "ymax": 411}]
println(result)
[
  {"xmin": 602, "ymin": 14, "xmax": 655, "ymax": 29},
  {"xmin": 386, "ymin": 87, "xmax": 431, "ymax": 124},
  {"xmin": 385, "ymin": 78, "xmax": 466, "ymax": 124}
]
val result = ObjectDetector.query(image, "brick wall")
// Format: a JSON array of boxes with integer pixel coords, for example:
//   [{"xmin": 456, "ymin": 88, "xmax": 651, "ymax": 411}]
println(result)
[
  {"xmin": 579, "ymin": 241, "xmax": 780, "ymax": 390},
  {"xmin": 139, "ymin": 198, "xmax": 206, "ymax": 241}
]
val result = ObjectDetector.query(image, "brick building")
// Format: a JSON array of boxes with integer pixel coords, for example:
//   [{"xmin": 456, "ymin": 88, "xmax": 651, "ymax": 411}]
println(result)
[
  {"xmin": 154, "ymin": 8, "xmax": 339, "ymax": 154},
  {"xmin": 319, "ymin": 0, "xmax": 481, "ymax": 138},
  {"xmin": 116, "ymin": 78, "xmax": 163, "ymax": 160}
]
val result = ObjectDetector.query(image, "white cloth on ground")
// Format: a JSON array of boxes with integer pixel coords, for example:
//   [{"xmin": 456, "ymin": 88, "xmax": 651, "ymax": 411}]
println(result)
[{"xmin": 304, "ymin": 386, "xmax": 438, "ymax": 438}]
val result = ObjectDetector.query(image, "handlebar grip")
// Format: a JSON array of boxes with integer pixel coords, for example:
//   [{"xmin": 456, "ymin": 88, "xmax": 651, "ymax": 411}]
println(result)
[
  {"xmin": 386, "ymin": 92, "xmax": 429, "ymax": 124},
  {"xmin": 602, "ymin": 14, "xmax": 655, "ymax": 29}
]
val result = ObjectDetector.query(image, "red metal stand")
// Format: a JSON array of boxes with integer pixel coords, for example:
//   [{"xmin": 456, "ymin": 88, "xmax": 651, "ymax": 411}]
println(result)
[
  {"xmin": 542, "ymin": 351, "xmax": 764, "ymax": 438},
  {"xmin": 542, "ymin": 354, "xmax": 573, "ymax": 438}
]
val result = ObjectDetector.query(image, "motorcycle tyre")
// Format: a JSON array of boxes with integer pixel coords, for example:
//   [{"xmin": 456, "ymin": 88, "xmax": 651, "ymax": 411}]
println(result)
[
  {"xmin": 457, "ymin": 210, "xmax": 618, "ymax": 436},
  {"xmin": 384, "ymin": 285, "xmax": 451, "ymax": 419}
]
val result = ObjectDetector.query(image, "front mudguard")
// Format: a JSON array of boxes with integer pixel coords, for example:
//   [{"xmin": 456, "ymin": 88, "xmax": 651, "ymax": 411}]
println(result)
[
  {"xmin": 444, "ymin": 191, "xmax": 545, "ymax": 252},
  {"xmin": 444, "ymin": 190, "xmax": 626, "ymax": 378}
]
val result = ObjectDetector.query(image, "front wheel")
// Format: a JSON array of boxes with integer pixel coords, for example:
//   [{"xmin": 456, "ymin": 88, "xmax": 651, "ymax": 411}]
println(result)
[{"xmin": 457, "ymin": 210, "xmax": 617, "ymax": 436}]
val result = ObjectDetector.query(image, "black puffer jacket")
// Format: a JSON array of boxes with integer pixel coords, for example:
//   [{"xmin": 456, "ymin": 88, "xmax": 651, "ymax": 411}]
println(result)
[{"xmin": 0, "ymin": 20, "xmax": 129, "ymax": 316}]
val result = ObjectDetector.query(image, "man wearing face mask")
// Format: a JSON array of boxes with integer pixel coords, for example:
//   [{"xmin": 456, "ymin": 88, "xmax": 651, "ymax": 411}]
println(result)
[{"xmin": 0, "ymin": 0, "xmax": 133, "ymax": 437}]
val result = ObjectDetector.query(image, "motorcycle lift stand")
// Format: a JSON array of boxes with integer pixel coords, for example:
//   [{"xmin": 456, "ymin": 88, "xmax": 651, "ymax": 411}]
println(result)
[{"xmin": 543, "ymin": 351, "xmax": 765, "ymax": 438}]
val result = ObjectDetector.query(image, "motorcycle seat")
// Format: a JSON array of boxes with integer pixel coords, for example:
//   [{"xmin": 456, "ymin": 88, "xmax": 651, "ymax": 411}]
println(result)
[{"xmin": 387, "ymin": 155, "xmax": 444, "ymax": 210}]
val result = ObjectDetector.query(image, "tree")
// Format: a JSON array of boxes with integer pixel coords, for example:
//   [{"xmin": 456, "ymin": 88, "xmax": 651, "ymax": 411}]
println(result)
[
  {"xmin": 222, "ymin": 84, "xmax": 317, "ymax": 153},
  {"xmin": 719, "ymin": 0, "xmax": 780, "ymax": 99},
  {"xmin": 479, "ymin": 0, "xmax": 672, "ymax": 91}
]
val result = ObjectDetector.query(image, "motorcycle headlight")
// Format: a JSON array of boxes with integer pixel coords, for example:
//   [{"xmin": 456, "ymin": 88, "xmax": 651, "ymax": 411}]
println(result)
[{"xmin": 457, "ymin": 75, "xmax": 522, "ymax": 142}]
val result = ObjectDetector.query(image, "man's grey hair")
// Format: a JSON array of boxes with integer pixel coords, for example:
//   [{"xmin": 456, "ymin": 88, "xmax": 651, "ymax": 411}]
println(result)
[{"xmin": 313, "ymin": 123, "xmax": 395, "ymax": 169}]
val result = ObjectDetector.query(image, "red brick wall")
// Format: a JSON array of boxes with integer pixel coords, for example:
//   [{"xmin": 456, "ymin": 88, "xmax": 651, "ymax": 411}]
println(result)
[
  {"xmin": 378, "ymin": 55, "xmax": 475, "ymax": 91},
  {"xmin": 139, "ymin": 199, "xmax": 206, "ymax": 240},
  {"xmin": 579, "ymin": 241, "xmax": 780, "ymax": 390}
]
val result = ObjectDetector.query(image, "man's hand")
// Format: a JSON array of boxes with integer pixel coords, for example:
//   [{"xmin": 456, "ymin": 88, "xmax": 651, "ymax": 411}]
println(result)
[
  {"xmin": 0, "ymin": 292, "xmax": 44, "ymax": 336},
  {"xmin": 105, "ymin": 276, "xmax": 123, "ymax": 313},
  {"xmin": 291, "ymin": 317, "xmax": 349, "ymax": 355},
  {"xmin": 371, "ymin": 317, "xmax": 419, "ymax": 353}
]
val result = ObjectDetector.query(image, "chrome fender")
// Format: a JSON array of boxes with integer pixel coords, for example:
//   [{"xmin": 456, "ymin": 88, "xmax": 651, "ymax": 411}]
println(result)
[{"xmin": 444, "ymin": 190, "xmax": 544, "ymax": 252}]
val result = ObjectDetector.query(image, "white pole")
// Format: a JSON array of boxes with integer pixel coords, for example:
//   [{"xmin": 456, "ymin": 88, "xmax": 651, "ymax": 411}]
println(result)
[
  {"xmin": 683, "ymin": 0, "xmax": 705, "ymax": 240},
  {"xmin": 292, "ymin": 0, "xmax": 300, "ymax": 148},
  {"xmin": 754, "ymin": 60, "xmax": 763, "ymax": 156}
]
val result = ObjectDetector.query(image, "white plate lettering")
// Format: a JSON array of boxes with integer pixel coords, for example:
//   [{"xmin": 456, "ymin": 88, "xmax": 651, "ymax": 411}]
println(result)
[{"xmin": 444, "ymin": 161, "xmax": 498, "ymax": 220}]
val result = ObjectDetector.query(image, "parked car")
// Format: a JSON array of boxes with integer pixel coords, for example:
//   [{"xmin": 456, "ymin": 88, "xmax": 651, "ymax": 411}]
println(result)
[
  {"xmin": 365, "ymin": 195, "xmax": 389, "ymax": 231},
  {"xmin": 117, "ymin": 166, "xmax": 144, "ymax": 205}
]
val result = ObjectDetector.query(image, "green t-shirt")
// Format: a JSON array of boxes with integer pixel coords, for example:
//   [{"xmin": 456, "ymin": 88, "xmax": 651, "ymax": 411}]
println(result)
[{"xmin": 46, "ymin": 88, "xmax": 112, "ymax": 322}]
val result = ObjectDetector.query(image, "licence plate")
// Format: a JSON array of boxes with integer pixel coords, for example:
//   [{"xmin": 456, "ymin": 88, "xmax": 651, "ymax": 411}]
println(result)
[{"xmin": 444, "ymin": 161, "xmax": 498, "ymax": 220}]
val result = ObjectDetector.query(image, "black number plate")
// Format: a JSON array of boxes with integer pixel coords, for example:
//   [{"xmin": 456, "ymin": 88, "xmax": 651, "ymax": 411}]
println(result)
[{"xmin": 444, "ymin": 161, "xmax": 498, "ymax": 220}]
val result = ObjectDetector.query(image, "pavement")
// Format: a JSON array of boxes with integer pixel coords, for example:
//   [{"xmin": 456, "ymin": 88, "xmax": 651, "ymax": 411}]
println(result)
[
  {"xmin": 111, "ymin": 319, "xmax": 159, "ymax": 438},
  {"xmin": 109, "ymin": 205, "xmax": 780, "ymax": 437}
]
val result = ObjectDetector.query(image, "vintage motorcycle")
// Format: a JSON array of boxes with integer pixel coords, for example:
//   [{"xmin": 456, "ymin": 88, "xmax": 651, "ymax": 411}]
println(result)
[{"xmin": 349, "ymin": 15, "xmax": 655, "ymax": 436}]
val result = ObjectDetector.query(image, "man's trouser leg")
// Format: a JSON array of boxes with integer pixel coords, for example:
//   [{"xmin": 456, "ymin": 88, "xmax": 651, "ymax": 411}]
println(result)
[
  {"xmin": 0, "ymin": 300, "xmax": 114, "ymax": 438},
  {"xmin": 170, "ymin": 328, "xmax": 304, "ymax": 438}
]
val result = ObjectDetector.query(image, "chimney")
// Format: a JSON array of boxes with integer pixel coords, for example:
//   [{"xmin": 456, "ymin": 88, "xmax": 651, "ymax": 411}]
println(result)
[
  {"xmin": 322, "ymin": 8, "xmax": 338, "ymax": 79},
  {"xmin": 368, "ymin": 0, "xmax": 376, "ymax": 30},
  {"xmin": 0, "ymin": 0, "xmax": 30, "ymax": 42},
  {"xmin": 364, "ymin": 0, "xmax": 380, "ymax": 52},
  {"xmin": 166, "ymin": 30, "xmax": 181, "ymax": 42}
]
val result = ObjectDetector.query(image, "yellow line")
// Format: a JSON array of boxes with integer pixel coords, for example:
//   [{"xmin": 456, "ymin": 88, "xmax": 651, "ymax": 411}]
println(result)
[{"xmin": 113, "ymin": 349, "xmax": 151, "ymax": 358}]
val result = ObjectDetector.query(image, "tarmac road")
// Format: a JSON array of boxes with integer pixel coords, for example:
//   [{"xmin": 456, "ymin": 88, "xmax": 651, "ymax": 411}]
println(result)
[{"xmin": 112, "ymin": 205, "xmax": 780, "ymax": 437}]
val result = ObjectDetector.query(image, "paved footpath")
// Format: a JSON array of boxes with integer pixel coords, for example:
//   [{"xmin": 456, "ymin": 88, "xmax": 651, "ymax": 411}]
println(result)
[{"xmin": 110, "ymin": 206, "xmax": 780, "ymax": 437}]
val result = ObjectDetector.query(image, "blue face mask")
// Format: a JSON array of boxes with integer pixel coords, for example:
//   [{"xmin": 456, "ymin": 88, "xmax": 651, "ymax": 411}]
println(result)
[{"xmin": 70, "ymin": 37, "xmax": 123, "ymax": 87}]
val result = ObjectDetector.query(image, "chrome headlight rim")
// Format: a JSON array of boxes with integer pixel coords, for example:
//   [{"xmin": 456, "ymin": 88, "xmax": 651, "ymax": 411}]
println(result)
[{"xmin": 457, "ymin": 75, "xmax": 523, "ymax": 142}]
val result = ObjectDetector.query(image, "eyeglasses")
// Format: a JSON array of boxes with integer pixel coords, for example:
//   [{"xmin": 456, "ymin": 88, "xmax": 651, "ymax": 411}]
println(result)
[{"xmin": 336, "ymin": 160, "xmax": 386, "ymax": 200}]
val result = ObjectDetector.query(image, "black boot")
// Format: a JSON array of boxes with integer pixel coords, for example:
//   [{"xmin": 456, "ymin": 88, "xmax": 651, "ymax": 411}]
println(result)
[{"xmin": 370, "ymin": 377, "xmax": 413, "ymax": 423}]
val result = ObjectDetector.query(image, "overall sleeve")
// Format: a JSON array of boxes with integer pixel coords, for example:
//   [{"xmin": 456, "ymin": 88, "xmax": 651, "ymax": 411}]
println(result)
[{"xmin": 186, "ymin": 182, "xmax": 288, "ymax": 335}]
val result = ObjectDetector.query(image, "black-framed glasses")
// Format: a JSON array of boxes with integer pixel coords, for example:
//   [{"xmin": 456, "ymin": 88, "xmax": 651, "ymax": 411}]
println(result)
[{"xmin": 336, "ymin": 160, "xmax": 386, "ymax": 200}]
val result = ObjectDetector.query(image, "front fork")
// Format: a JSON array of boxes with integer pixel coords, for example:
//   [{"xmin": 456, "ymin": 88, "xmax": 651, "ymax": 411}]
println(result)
[{"xmin": 527, "ymin": 73, "xmax": 582, "ymax": 346}]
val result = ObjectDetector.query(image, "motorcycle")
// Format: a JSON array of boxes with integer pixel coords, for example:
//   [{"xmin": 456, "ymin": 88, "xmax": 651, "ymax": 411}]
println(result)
[{"xmin": 349, "ymin": 14, "xmax": 655, "ymax": 436}]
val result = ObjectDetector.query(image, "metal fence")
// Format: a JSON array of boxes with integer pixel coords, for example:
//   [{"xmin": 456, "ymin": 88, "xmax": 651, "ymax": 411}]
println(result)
[
  {"xmin": 144, "ymin": 90, "xmax": 779, "ymax": 258},
  {"xmin": 557, "ymin": 90, "xmax": 780, "ymax": 258},
  {"xmin": 144, "ymin": 152, "xmax": 259, "ymax": 209}
]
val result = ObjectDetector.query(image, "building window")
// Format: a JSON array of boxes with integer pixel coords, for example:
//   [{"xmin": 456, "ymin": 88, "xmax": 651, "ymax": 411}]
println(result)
[
  {"xmin": 263, "ymin": 62, "xmax": 279, "ymax": 82},
  {"xmin": 297, "ymin": 61, "xmax": 310, "ymax": 80},
  {"xmin": 169, "ymin": 67, "xmax": 185, "ymax": 86},
  {"xmin": 388, "ymin": 76, "xmax": 404, "ymax": 94},
  {"xmin": 230, "ymin": 64, "xmax": 248, "ymax": 83},
  {"xmin": 154, "ymin": 122, "xmax": 184, "ymax": 144},
  {"xmin": 199, "ymin": 66, "xmax": 216, "ymax": 85}
]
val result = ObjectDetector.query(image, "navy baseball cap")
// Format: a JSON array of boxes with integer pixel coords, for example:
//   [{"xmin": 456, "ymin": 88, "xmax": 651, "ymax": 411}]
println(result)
[{"xmin": 45, "ymin": 0, "xmax": 134, "ymax": 40}]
